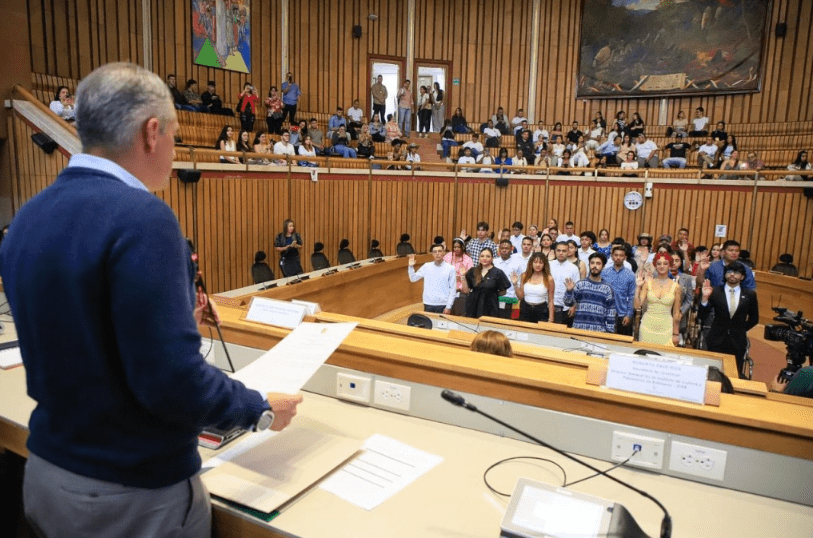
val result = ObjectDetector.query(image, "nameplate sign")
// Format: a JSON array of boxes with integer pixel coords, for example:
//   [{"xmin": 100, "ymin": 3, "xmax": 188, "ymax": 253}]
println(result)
[
  {"xmin": 291, "ymin": 299, "xmax": 321, "ymax": 315},
  {"xmin": 243, "ymin": 297, "xmax": 307, "ymax": 329},
  {"xmin": 605, "ymin": 353, "xmax": 708, "ymax": 405}
]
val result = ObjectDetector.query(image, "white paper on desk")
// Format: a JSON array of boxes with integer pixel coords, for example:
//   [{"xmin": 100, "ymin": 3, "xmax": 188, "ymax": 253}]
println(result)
[
  {"xmin": 230, "ymin": 322, "xmax": 357, "ymax": 395},
  {"xmin": 0, "ymin": 346, "xmax": 23, "ymax": 370},
  {"xmin": 320, "ymin": 434, "xmax": 443, "ymax": 511}
]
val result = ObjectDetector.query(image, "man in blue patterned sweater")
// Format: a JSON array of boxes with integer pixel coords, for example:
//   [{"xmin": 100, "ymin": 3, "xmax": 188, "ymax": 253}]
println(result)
[{"xmin": 564, "ymin": 252, "xmax": 617, "ymax": 333}]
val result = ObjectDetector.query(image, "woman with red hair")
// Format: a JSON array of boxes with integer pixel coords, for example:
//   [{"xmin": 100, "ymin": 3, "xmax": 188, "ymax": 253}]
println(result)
[{"xmin": 635, "ymin": 252, "xmax": 682, "ymax": 346}]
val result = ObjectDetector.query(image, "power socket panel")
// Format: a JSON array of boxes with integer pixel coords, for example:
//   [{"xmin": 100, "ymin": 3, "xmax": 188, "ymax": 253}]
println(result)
[
  {"xmin": 336, "ymin": 373, "xmax": 371, "ymax": 403},
  {"xmin": 668, "ymin": 441, "xmax": 727, "ymax": 481},
  {"xmin": 611, "ymin": 431, "xmax": 665, "ymax": 469},
  {"xmin": 373, "ymin": 380, "xmax": 411, "ymax": 411}
]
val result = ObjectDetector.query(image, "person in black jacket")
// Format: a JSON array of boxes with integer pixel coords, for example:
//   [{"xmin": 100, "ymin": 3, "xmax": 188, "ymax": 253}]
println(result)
[
  {"xmin": 274, "ymin": 219, "xmax": 303, "ymax": 276},
  {"xmin": 699, "ymin": 262, "xmax": 759, "ymax": 378}
]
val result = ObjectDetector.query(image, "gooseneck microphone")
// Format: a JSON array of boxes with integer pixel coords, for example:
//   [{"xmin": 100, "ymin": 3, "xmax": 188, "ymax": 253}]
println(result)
[{"xmin": 440, "ymin": 389, "xmax": 672, "ymax": 538}]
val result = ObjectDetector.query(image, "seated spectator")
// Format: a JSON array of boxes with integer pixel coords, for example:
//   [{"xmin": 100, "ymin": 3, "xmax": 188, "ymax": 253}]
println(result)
[
  {"xmin": 628, "ymin": 112, "xmax": 645, "ymax": 139},
  {"xmin": 771, "ymin": 253, "xmax": 798, "ymax": 277},
  {"xmin": 202, "ymin": 80, "xmax": 233, "ymax": 116},
  {"xmin": 620, "ymin": 150, "xmax": 639, "ymax": 176},
  {"xmin": 696, "ymin": 136, "xmax": 719, "ymax": 170},
  {"xmin": 718, "ymin": 134, "xmax": 737, "ymax": 165},
  {"xmin": 166, "ymin": 74, "xmax": 196, "ymax": 111},
  {"xmin": 635, "ymin": 134, "xmax": 659, "ymax": 168},
  {"xmin": 385, "ymin": 114, "xmax": 402, "ymax": 141},
  {"xmin": 337, "ymin": 239, "xmax": 356, "ymax": 265},
  {"xmin": 470, "ymin": 330, "xmax": 513, "ymax": 357},
  {"xmin": 264, "ymin": 86, "xmax": 284, "ymax": 132},
  {"xmin": 273, "ymin": 130, "xmax": 296, "ymax": 164},
  {"xmin": 666, "ymin": 110, "xmax": 688, "ymax": 138},
  {"xmin": 440, "ymin": 119, "xmax": 459, "ymax": 162},
  {"xmin": 614, "ymin": 110, "xmax": 627, "ymax": 135},
  {"xmin": 236, "ymin": 129, "xmax": 252, "ymax": 156},
  {"xmin": 742, "ymin": 151, "xmax": 765, "ymax": 176},
  {"xmin": 297, "ymin": 135, "xmax": 319, "ymax": 167},
  {"xmin": 786, "ymin": 150, "xmax": 812, "ymax": 180},
  {"xmin": 328, "ymin": 106, "xmax": 350, "ymax": 138},
  {"xmin": 570, "ymin": 146, "xmax": 590, "ymax": 169},
  {"xmin": 289, "ymin": 119, "xmax": 308, "ymax": 147},
  {"xmin": 483, "ymin": 120, "xmax": 502, "ymax": 148},
  {"xmin": 594, "ymin": 111, "xmax": 607, "ymax": 131},
  {"xmin": 306, "ymin": 118, "xmax": 325, "ymax": 155},
  {"xmin": 250, "ymin": 131, "xmax": 273, "ymax": 164},
  {"xmin": 494, "ymin": 147, "xmax": 513, "ymax": 174},
  {"xmin": 689, "ymin": 107, "xmax": 709, "ymax": 137},
  {"xmin": 357, "ymin": 124, "xmax": 375, "ymax": 159},
  {"xmin": 719, "ymin": 150, "xmax": 743, "ymax": 179},
  {"xmin": 513, "ymin": 149, "xmax": 528, "ymax": 173},
  {"xmin": 516, "ymin": 130, "xmax": 535, "ymax": 163},
  {"xmin": 549, "ymin": 121, "xmax": 564, "ymax": 141},
  {"xmin": 585, "ymin": 119, "xmax": 603, "ymax": 151},
  {"xmin": 462, "ymin": 133, "xmax": 484, "ymax": 158},
  {"xmin": 396, "ymin": 234, "xmax": 415, "ymax": 256},
  {"xmin": 477, "ymin": 148, "xmax": 495, "ymax": 172},
  {"xmin": 557, "ymin": 150, "xmax": 573, "ymax": 176},
  {"xmin": 566, "ymin": 122, "xmax": 583, "ymax": 145},
  {"xmin": 183, "ymin": 79, "xmax": 208, "ymax": 112},
  {"xmin": 347, "ymin": 99, "xmax": 364, "ymax": 139},
  {"xmin": 533, "ymin": 120, "xmax": 549, "ymax": 143},
  {"xmin": 511, "ymin": 109, "xmax": 529, "ymax": 133},
  {"xmin": 618, "ymin": 134, "xmax": 635, "ymax": 160},
  {"xmin": 405, "ymin": 143, "xmax": 421, "ymax": 170},
  {"xmin": 49, "ymin": 85, "xmax": 75, "ymax": 122},
  {"xmin": 451, "ymin": 107, "xmax": 472, "ymax": 133},
  {"xmin": 330, "ymin": 125, "xmax": 357, "ymax": 158},
  {"xmin": 369, "ymin": 239, "xmax": 384, "ymax": 258},
  {"xmin": 368, "ymin": 115, "xmax": 386, "ymax": 142},
  {"xmin": 711, "ymin": 121, "xmax": 727, "ymax": 147},
  {"xmin": 534, "ymin": 138, "xmax": 552, "ymax": 168},
  {"xmin": 458, "ymin": 147, "xmax": 478, "ymax": 172},
  {"xmin": 595, "ymin": 136, "xmax": 620, "ymax": 165},
  {"xmin": 662, "ymin": 139, "xmax": 692, "ymax": 169},
  {"xmin": 388, "ymin": 139, "xmax": 407, "ymax": 169},
  {"xmin": 215, "ymin": 125, "xmax": 239, "ymax": 164},
  {"xmin": 550, "ymin": 135, "xmax": 566, "ymax": 161},
  {"xmin": 491, "ymin": 107, "xmax": 511, "ymax": 134}
]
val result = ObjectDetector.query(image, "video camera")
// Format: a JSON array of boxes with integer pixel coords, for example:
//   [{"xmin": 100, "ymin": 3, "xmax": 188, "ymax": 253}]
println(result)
[{"xmin": 764, "ymin": 307, "xmax": 813, "ymax": 382}]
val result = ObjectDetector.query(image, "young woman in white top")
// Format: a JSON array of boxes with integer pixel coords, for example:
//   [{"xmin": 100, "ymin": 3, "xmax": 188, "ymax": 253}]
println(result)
[
  {"xmin": 297, "ymin": 135, "xmax": 318, "ymax": 167},
  {"xmin": 216, "ymin": 125, "xmax": 239, "ymax": 164},
  {"xmin": 512, "ymin": 252, "xmax": 555, "ymax": 323},
  {"xmin": 49, "ymin": 86, "xmax": 75, "ymax": 121}
]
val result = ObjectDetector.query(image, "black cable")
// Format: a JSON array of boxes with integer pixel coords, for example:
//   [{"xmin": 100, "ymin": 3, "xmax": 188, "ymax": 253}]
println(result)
[
  {"xmin": 202, "ymin": 326, "xmax": 214, "ymax": 361},
  {"xmin": 483, "ymin": 456, "xmax": 567, "ymax": 497},
  {"xmin": 563, "ymin": 448, "xmax": 639, "ymax": 488}
]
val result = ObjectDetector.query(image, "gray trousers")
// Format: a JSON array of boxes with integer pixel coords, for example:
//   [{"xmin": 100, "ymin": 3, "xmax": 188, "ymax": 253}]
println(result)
[{"xmin": 24, "ymin": 453, "xmax": 211, "ymax": 538}]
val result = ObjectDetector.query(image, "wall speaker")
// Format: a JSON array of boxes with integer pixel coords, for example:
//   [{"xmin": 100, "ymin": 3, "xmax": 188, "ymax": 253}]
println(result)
[
  {"xmin": 177, "ymin": 169, "xmax": 202, "ymax": 184},
  {"xmin": 495, "ymin": 176, "xmax": 509, "ymax": 187},
  {"xmin": 352, "ymin": 25, "xmax": 362, "ymax": 38},
  {"xmin": 31, "ymin": 132, "xmax": 57, "ymax": 154},
  {"xmin": 775, "ymin": 22, "xmax": 787, "ymax": 38}
]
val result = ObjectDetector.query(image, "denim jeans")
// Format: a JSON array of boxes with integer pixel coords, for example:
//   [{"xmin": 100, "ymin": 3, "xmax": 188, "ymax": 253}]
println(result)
[
  {"xmin": 398, "ymin": 107, "xmax": 412, "ymax": 135},
  {"xmin": 441, "ymin": 140, "xmax": 459, "ymax": 158}
]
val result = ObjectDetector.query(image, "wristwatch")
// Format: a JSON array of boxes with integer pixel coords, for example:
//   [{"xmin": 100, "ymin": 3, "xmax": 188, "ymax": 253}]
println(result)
[{"xmin": 255, "ymin": 409, "xmax": 275, "ymax": 431}]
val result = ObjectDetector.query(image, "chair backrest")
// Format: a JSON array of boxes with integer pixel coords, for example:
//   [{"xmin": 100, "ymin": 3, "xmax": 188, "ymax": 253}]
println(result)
[
  {"xmin": 368, "ymin": 248, "xmax": 384, "ymax": 258},
  {"xmin": 407, "ymin": 313, "xmax": 433, "ymax": 329},
  {"xmin": 311, "ymin": 252, "xmax": 331, "ymax": 270},
  {"xmin": 396, "ymin": 243, "xmax": 415, "ymax": 256},
  {"xmin": 252, "ymin": 262, "xmax": 275, "ymax": 284},
  {"xmin": 337, "ymin": 249, "xmax": 356, "ymax": 265}
]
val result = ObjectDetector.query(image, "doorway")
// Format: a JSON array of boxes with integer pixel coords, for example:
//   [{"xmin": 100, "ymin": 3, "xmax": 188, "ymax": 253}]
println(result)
[
  {"xmin": 369, "ymin": 60, "xmax": 402, "ymax": 122},
  {"xmin": 415, "ymin": 61, "xmax": 451, "ymax": 131}
]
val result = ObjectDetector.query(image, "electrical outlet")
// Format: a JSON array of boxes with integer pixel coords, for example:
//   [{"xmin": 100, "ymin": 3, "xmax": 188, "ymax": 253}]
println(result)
[
  {"xmin": 611, "ymin": 432, "xmax": 665, "ymax": 469},
  {"xmin": 336, "ymin": 373, "xmax": 371, "ymax": 403},
  {"xmin": 668, "ymin": 441, "xmax": 727, "ymax": 481},
  {"xmin": 374, "ymin": 380, "xmax": 411, "ymax": 411}
]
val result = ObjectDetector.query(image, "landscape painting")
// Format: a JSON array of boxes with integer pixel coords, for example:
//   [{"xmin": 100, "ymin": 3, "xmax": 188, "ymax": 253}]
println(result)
[
  {"xmin": 192, "ymin": 0, "xmax": 251, "ymax": 73},
  {"xmin": 577, "ymin": 0, "xmax": 770, "ymax": 98}
]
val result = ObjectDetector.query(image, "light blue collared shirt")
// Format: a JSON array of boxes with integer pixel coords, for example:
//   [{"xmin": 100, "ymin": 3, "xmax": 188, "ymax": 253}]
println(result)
[{"xmin": 67, "ymin": 153, "xmax": 149, "ymax": 192}]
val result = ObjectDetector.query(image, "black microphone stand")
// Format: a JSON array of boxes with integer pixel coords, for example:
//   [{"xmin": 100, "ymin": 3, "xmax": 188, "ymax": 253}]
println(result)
[
  {"xmin": 196, "ymin": 274, "xmax": 236, "ymax": 374},
  {"xmin": 441, "ymin": 389, "xmax": 671, "ymax": 538}
]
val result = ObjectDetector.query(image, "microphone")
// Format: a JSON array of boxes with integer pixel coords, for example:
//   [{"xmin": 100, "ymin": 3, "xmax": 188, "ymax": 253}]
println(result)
[{"xmin": 440, "ymin": 389, "xmax": 672, "ymax": 538}]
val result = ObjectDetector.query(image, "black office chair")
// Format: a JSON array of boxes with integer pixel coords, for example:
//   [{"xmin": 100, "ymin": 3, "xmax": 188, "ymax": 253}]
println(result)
[
  {"xmin": 396, "ymin": 233, "xmax": 415, "ymax": 256},
  {"xmin": 251, "ymin": 251, "xmax": 275, "ymax": 284},
  {"xmin": 311, "ymin": 242, "xmax": 331, "ymax": 270},
  {"xmin": 407, "ymin": 314, "xmax": 433, "ymax": 329},
  {"xmin": 338, "ymin": 239, "xmax": 356, "ymax": 265},
  {"xmin": 368, "ymin": 239, "xmax": 384, "ymax": 258}
]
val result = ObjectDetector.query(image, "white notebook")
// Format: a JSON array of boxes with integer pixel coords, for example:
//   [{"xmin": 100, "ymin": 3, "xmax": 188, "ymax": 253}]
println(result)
[{"xmin": 0, "ymin": 346, "xmax": 23, "ymax": 370}]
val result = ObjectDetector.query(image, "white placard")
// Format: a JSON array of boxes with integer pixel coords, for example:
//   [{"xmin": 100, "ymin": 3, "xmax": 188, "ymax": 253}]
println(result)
[
  {"xmin": 715, "ymin": 224, "xmax": 727, "ymax": 238},
  {"xmin": 291, "ymin": 299, "xmax": 321, "ymax": 315},
  {"xmin": 605, "ymin": 353, "xmax": 708, "ymax": 404},
  {"xmin": 244, "ymin": 297, "xmax": 307, "ymax": 329}
]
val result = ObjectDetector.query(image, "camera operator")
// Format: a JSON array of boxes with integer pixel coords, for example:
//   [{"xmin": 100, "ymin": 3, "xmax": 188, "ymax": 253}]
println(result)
[{"xmin": 771, "ymin": 368, "xmax": 813, "ymax": 398}]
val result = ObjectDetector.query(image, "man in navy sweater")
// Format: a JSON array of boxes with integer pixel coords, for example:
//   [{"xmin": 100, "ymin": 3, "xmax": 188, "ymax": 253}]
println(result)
[{"xmin": 0, "ymin": 62, "xmax": 302, "ymax": 538}]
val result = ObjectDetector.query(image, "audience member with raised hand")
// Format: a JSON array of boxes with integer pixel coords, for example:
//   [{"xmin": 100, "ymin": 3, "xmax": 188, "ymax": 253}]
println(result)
[
  {"xmin": 514, "ymin": 252, "xmax": 555, "ymax": 323},
  {"xmin": 264, "ymin": 86, "xmax": 284, "ymax": 134},
  {"xmin": 49, "ymin": 85, "xmax": 75, "ymax": 121},
  {"xmin": 407, "ymin": 245, "xmax": 456, "ymax": 314},
  {"xmin": 636, "ymin": 252, "xmax": 682, "ymax": 346},
  {"xmin": 463, "ymin": 247, "xmax": 511, "ymax": 319},
  {"xmin": 216, "ymin": 125, "xmax": 239, "ymax": 164},
  {"xmin": 564, "ymin": 252, "xmax": 616, "ymax": 333},
  {"xmin": 601, "ymin": 245, "xmax": 637, "ymax": 335},
  {"xmin": 786, "ymin": 150, "xmax": 812, "ymax": 180},
  {"xmin": 444, "ymin": 238, "xmax": 474, "ymax": 315}
]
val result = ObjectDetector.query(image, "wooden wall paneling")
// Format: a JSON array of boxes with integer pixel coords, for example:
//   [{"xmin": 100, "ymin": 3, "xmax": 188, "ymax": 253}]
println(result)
[
  {"xmin": 52, "ymin": 1, "xmax": 69, "ymax": 76},
  {"xmin": 28, "ymin": 0, "xmax": 45, "ymax": 75},
  {"xmin": 797, "ymin": 0, "xmax": 813, "ymax": 123}
]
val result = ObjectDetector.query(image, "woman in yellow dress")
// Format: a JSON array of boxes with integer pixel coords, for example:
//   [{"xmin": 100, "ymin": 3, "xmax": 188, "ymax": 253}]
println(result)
[{"xmin": 635, "ymin": 252, "xmax": 682, "ymax": 346}]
